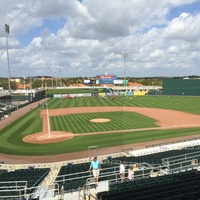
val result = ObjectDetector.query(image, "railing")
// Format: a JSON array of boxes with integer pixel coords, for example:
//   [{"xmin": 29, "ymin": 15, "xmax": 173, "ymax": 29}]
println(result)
[
  {"xmin": 164, "ymin": 159, "xmax": 198, "ymax": 174},
  {"xmin": 55, "ymin": 161, "xmax": 156, "ymax": 184},
  {"xmin": 0, "ymin": 180, "xmax": 27, "ymax": 189},
  {"xmin": 78, "ymin": 166, "xmax": 155, "ymax": 200},
  {"xmin": 146, "ymin": 137, "xmax": 200, "ymax": 148},
  {"xmin": 78, "ymin": 159, "xmax": 200, "ymax": 200},
  {"xmin": 78, "ymin": 177, "xmax": 98, "ymax": 200},
  {"xmin": 105, "ymin": 159, "xmax": 154, "ymax": 170},
  {"xmin": 56, "ymin": 170, "xmax": 91, "ymax": 183},
  {"xmin": 162, "ymin": 150, "xmax": 200, "ymax": 165},
  {"xmin": 0, "ymin": 182, "xmax": 60, "ymax": 200}
]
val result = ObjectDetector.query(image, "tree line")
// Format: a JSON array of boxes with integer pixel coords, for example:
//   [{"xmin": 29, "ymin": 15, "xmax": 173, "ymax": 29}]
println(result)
[{"xmin": 0, "ymin": 75, "xmax": 199, "ymax": 90}]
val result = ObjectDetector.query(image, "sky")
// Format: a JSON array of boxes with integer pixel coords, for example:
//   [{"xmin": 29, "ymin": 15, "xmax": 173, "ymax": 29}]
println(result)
[{"xmin": 0, "ymin": 0, "xmax": 200, "ymax": 78}]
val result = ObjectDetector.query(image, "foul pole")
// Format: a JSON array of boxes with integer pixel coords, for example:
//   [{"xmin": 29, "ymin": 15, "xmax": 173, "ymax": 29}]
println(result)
[{"xmin": 46, "ymin": 101, "xmax": 51, "ymax": 137}]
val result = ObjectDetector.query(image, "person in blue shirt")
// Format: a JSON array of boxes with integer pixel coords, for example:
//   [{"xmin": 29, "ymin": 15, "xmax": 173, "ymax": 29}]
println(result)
[{"xmin": 88, "ymin": 157, "xmax": 101, "ymax": 183}]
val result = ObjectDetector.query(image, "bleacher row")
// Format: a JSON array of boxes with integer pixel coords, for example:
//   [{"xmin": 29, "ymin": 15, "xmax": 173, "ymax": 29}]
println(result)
[
  {"xmin": 112, "ymin": 148, "xmax": 200, "ymax": 165},
  {"xmin": 53, "ymin": 146, "xmax": 200, "ymax": 198},
  {"xmin": 1, "ymin": 145, "xmax": 200, "ymax": 199},
  {"xmin": 97, "ymin": 170, "xmax": 200, "ymax": 200},
  {"xmin": 0, "ymin": 168, "xmax": 50, "ymax": 199}
]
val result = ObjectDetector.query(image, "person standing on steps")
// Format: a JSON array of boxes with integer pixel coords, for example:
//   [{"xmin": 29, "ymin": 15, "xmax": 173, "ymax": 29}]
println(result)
[
  {"xmin": 88, "ymin": 157, "xmax": 101, "ymax": 183},
  {"xmin": 119, "ymin": 161, "xmax": 126, "ymax": 183}
]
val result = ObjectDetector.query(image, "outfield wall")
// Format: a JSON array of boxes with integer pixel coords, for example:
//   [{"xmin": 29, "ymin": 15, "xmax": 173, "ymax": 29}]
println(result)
[
  {"xmin": 53, "ymin": 91, "xmax": 148, "ymax": 98},
  {"xmin": 163, "ymin": 79, "xmax": 200, "ymax": 96},
  {"xmin": 134, "ymin": 91, "xmax": 147, "ymax": 96}
]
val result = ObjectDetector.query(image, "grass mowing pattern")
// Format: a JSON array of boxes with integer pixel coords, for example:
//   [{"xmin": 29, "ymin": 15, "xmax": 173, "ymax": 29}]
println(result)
[
  {"xmin": 48, "ymin": 96, "xmax": 200, "ymax": 114},
  {"xmin": 0, "ymin": 95, "xmax": 199, "ymax": 155},
  {"xmin": 50, "ymin": 112, "xmax": 158, "ymax": 133}
]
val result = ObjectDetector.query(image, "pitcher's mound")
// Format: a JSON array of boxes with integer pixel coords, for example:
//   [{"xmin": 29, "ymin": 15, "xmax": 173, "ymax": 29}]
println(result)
[
  {"xmin": 23, "ymin": 131, "xmax": 74, "ymax": 144},
  {"xmin": 90, "ymin": 118, "xmax": 111, "ymax": 123}
]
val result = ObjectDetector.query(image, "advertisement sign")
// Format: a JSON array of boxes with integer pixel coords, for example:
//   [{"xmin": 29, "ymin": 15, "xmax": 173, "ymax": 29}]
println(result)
[
  {"xmin": 122, "ymin": 80, "xmax": 129, "ymax": 85},
  {"xmin": 126, "ymin": 92, "xmax": 133, "ymax": 96},
  {"xmin": 90, "ymin": 80, "xmax": 96, "ymax": 84},
  {"xmin": 113, "ymin": 92, "xmax": 120, "ymax": 96},
  {"xmin": 54, "ymin": 94, "xmax": 62, "ymax": 98},
  {"xmin": 84, "ymin": 79, "xmax": 96, "ymax": 84},
  {"xmin": 114, "ymin": 80, "xmax": 123, "ymax": 84},
  {"xmin": 96, "ymin": 75, "xmax": 114, "ymax": 79},
  {"xmin": 84, "ymin": 80, "xmax": 90, "ymax": 84},
  {"xmin": 96, "ymin": 74, "xmax": 117, "ymax": 84},
  {"xmin": 98, "ymin": 78, "xmax": 114, "ymax": 84}
]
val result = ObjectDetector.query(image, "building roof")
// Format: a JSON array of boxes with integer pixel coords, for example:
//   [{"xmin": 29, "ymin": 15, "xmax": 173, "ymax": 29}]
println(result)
[
  {"xmin": 16, "ymin": 83, "xmax": 30, "ymax": 89},
  {"xmin": 128, "ymin": 82, "xmax": 143, "ymax": 86}
]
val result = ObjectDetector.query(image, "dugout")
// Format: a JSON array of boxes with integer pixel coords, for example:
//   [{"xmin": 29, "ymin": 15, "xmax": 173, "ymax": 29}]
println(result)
[
  {"xmin": 0, "ymin": 94, "xmax": 11, "ymax": 105},
  {"xmin": 162, "ymin": 78, "xmax": 200, "ymax": 96},
  {"xmin": 11, "ymin": 88, "xmax": 46, "ymax": 104}
]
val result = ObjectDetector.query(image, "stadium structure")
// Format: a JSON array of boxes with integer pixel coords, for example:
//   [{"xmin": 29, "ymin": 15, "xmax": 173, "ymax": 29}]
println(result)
[
  {"xmin": 0, "ymin": 78, "xmax": 200, "ymax": 199},
  {"xmin": 163, "ymin": 78, "xmax": 200, "ymax": 96}
]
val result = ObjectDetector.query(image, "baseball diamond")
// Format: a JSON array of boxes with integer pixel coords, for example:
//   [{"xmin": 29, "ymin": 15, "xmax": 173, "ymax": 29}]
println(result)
[{"xmin": 0, "ymin": 95, "xmax": 200, "ymax": 164}]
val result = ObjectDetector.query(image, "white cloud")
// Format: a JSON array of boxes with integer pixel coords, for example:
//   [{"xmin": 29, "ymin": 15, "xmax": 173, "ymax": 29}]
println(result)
[
  {"xmin": 163, "ymin": 12, "xmax": 200, "ymax": 42},
  {"xmin": 0, "ymin": 0, "xmax": 200, "ymax": 78},
  {"xmin": 149, "ymin": 49, "xmax": 164, "ymax": 58},
  {"xmin": 166, "ymin": 45, "xmax": 180, "ymax": 54},
  {"xmin": 30, "ymin": 37, "xmax": 42, "ymax": 48}
]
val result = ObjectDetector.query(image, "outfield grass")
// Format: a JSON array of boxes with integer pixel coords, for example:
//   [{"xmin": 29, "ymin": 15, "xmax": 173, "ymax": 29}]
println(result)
[
  {"xmin": 0, "ymin": 95, "xmax": 200, "ymax": 156},
  {"xmin": 48, "ymin": 95, "xmax": 200, "ymax": 114}
]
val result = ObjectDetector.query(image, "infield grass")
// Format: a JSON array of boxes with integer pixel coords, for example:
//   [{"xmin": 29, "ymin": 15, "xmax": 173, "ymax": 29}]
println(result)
[
  {"xmin": 0, "ymin": 95, "xmax": 200, "ymax": 155},
  {"xmin": 51, "ymin": 111, "xmax": 158, "ymax": 133}
]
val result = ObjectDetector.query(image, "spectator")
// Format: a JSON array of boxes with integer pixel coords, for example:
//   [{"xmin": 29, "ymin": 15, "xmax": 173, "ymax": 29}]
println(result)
[
  {"xmin": 88, "ymin": 157, "xmax": 101, "ymax": 183},
  {"xmin": 119, "ymin": 161, "xmax": 126, "ymax": 183},
  {"xmin": 128, "ymin": 166, "xmax": 134, "ymax": 181},
  {"xmin": 138, "ymin": 164, "xmax": 144, "ymax": 170},
  {"xmin": 128, "ymin": 165, "xmax": 137, "ymax": 181}
]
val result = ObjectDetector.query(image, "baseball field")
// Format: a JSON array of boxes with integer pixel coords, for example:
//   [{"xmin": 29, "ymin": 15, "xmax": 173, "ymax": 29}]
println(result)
[{"xmin": 0, "ymin": 95, "xmax": 200, "ymax": 157}]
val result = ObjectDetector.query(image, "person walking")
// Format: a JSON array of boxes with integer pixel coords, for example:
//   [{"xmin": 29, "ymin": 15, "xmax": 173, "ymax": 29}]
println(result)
[
  {"xmin": 88, "ymin": 157, "xmax": 101, "ymax": 183},
  {"xmin": 119, "ymin": 161, "xmax": 126, "ymax": 182}
]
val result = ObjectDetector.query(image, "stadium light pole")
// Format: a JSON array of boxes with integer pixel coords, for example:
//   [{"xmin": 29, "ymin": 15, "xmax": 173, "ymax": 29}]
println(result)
[
  {"xmin": 42, "ymin": 76, "xmax": 44, "ymax": 88},
  {"xmin": 23, "ymin": 76, "xmax": 26, "ymax": 90},
  {"xmin": 30, "ymin": 77, "xmax": 32, "ymax": 101},
  {"xmin": 51, "ymin": 77, "xmax": 53, "ymax": 88},
  {"xmin": 122, "ymin": 51, "xmax": 128, "ymax": 87},
  {"xmin": 5, "ymin": 24, "xmax": 11, "ymax": 95}
]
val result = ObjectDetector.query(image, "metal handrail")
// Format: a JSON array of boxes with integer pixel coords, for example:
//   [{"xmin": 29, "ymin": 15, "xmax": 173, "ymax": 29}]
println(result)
[
  {"xmin": 162, "ymin": 150, "xmax": 200, "ymax": 164},
  {"xmin": 0, "ymin": 182, "xmax": 60, "ymax": 200},
  {"xmin": 167, "ymin": 159, "xmax": 198, "ymax": 174}
]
